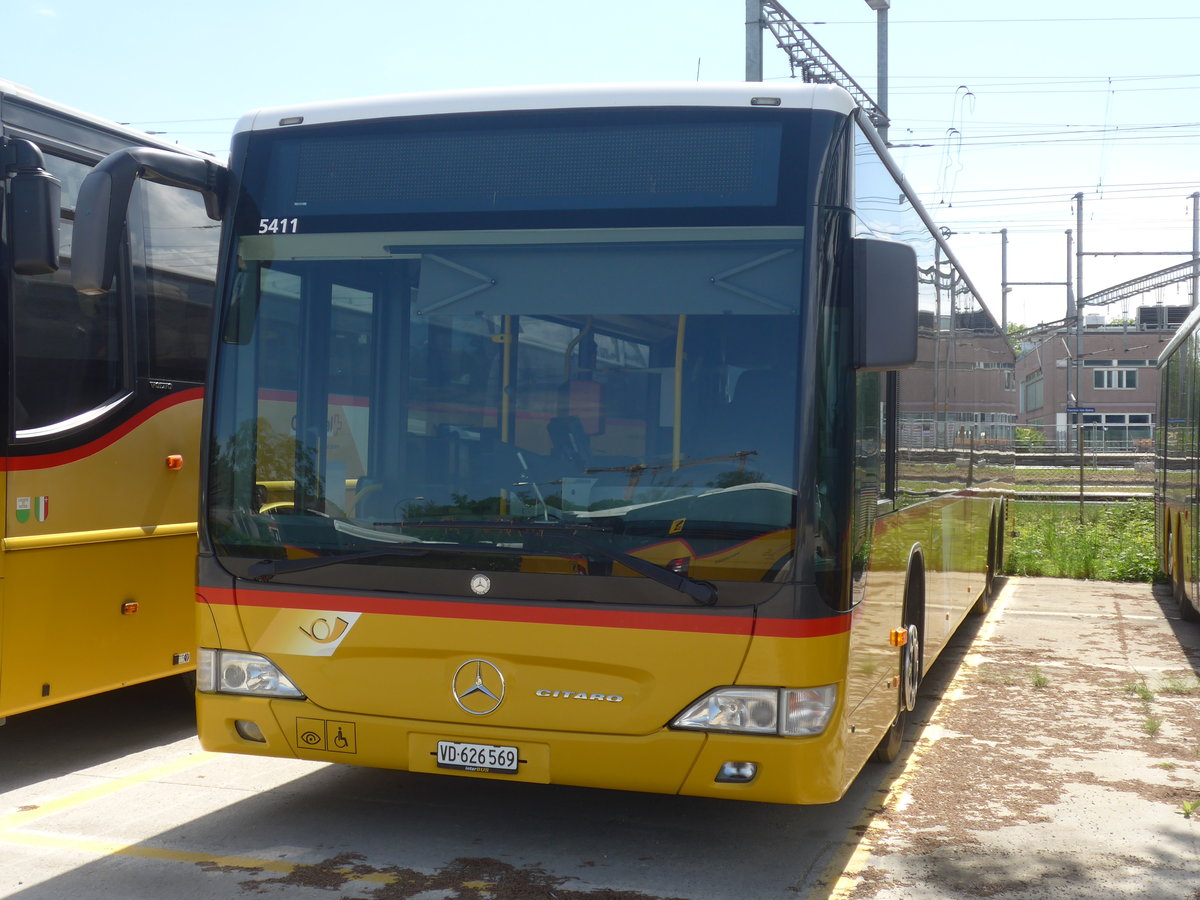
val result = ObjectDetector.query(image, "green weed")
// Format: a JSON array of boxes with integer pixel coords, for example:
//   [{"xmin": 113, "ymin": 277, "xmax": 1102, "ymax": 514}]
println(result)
[
  {"xmin": 1004, "ymin": 500, "xmax": 1157, "ymax": 582},
  {"xmin": 1126, "ymin": 680, "xmax": 1155, "ymax": 703},
  {"xmin": 1143, "ymin": 715, "xmax": 1164, "ymax": 736},
  {"xmin": 1030, "ymin": 666, "xmax": 1050, "ymax": 689},
  {"xmin": 1158, "ymin": 675, "xmax": 1200, "ymax": 696}
]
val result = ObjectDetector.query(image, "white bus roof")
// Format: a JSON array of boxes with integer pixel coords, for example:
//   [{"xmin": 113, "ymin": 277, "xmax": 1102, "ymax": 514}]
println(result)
[
  {"xmin": 233, "ymin": 82, "xmax": 859, "ymax": 136},
  {"xmin": 0, "ymin": 78, "xmax": 207, "ymax": 157}
]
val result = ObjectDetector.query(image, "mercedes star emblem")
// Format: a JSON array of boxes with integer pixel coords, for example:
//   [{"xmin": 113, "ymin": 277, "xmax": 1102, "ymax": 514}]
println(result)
[{"xmin": 452, "ymin": 659, "xmax": 506, "ymax": 715}]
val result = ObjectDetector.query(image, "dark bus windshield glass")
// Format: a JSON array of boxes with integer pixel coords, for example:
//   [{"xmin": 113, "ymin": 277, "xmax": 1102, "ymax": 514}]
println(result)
[
  {"xmin": 208, "ymin": 108, "xmax": 828, "ymax": 604},
  {"xmin": 209, "ymin": 230, "xmax": 803, "ymax": 601}
]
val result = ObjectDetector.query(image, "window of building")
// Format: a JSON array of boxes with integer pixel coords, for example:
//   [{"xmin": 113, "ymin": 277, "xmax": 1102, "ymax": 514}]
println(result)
[
  {"xmin": 1093, "ymin": 368, "xmax": 1138, "ymax": 390},
  {"xmin": 1023, "ymin": 373, "xmax": 1044, "ymax": 411}
]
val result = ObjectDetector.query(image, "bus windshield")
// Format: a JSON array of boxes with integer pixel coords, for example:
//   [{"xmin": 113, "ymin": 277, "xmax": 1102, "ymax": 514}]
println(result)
[{"xmin": 208, "ymin": 228, "xmax": 804, "ymax": 603}]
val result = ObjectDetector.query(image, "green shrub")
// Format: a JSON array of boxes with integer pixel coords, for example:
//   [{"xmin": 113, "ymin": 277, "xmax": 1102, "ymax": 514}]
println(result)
[{"xmin": 1004, "ymin": 500, "xmax": 1157, "ymax": 582}]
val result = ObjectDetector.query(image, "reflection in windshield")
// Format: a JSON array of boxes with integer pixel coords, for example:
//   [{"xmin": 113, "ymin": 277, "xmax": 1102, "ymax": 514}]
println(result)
[{"xmin": 209, "ymin": 233, "xmax": 803, "ymax": 595}]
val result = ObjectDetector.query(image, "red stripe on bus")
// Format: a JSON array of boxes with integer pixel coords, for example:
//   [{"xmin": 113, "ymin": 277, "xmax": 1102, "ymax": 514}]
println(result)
[
  {"xmin": 199, "ymin": 586, "xmax": 851, "ymax": 638},
  {"xmin": 1, "ymin": 388, "xmax": 205, "ymax": 471}
]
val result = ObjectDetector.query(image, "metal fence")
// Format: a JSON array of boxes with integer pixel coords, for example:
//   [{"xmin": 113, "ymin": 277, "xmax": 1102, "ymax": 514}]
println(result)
[{"xmin": 1015, "ymin": 422, "xmax": 1154, "ymax": 454}]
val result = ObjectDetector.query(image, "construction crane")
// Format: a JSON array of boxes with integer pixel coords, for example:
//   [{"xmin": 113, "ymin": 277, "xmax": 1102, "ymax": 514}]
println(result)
[{"xmin": 748, "ymin": 1, "xmax": 889, "ymax": 134}]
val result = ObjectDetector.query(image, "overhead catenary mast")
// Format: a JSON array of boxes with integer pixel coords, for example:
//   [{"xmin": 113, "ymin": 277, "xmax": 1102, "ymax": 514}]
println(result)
[{"xmin": 746, "ymin": 1, "xmax": 889, "ymax": 139}]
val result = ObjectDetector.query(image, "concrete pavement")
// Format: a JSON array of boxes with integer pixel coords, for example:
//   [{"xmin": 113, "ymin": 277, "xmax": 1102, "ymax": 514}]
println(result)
[{"xmin": 820, "ymin": 577, "xmax": 1200, "ymax": 899}]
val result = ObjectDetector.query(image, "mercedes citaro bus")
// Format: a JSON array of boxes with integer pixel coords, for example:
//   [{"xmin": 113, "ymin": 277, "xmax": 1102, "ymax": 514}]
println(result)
[{"xmin": 71, "ymin": 83, "xmax": 1013, "ymax": 803}]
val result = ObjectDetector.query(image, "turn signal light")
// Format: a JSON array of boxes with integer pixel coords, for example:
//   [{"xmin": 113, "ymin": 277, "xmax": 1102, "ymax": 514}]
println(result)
[
  {"xmin": 121, "ymin": 601, "xmax": 139, "ymax": 616},
  {"xmin": 166, "ymin": 454, "xmax": 184, "ymax": 470},
  {"xmin": 889, "ymin": 628, "xmax": 909, "ymax": 647}
]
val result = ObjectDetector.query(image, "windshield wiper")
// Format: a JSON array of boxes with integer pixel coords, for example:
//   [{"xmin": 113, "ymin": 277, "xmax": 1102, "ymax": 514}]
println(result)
[
  {"xmin": 406, "ymin": 521, "xmax": 718, "ymax": 605},
  {"xmin": 243, "ymin": 523, "xmax": 717, "ymax": 605},
  {"xmin": 247, "ymin": 542, "xmax": 501, "ymax": 585},
  {"xmin": 555, "ymin": 530, "xmax": 718, "ymax": 606}
]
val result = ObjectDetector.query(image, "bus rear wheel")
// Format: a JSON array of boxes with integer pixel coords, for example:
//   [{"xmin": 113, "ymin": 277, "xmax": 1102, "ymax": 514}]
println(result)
[
  {"xmin": 1175, "ymin": 562, "xmax": 1200, "ymax": 623},
  {"xmin": 1170, "ymin": 518, "xmax": 1200, "ymax": 623},
  {"xmin": 973, "ymin": 514, "xmax": 999, "ymax": 616}
]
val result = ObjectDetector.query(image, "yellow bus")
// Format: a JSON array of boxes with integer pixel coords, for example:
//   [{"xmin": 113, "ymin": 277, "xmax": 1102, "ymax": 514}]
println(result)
[
  {"xmin": 73, "ymin": 83, "xmax": 1014, "ymax": 803},
  {"xmin": 1157, "ymin": 303, "xmax": 1200, "ymax": 623},
  {"xmin": 0, "ymin": 81, "xmax": 216, "ymax": 719}
]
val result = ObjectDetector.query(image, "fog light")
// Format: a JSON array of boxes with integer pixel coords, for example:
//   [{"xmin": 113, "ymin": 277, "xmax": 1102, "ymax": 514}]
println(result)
[
  {"xmin": 715, "ymin": 761, "xmax": 758, "ymax": 783},
  {"xmin": 234, "ymin": 720, "xmax": 266, "ymax": 743}
]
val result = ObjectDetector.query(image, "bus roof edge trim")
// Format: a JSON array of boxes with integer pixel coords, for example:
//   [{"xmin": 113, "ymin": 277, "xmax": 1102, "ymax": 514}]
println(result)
[{"xmin": 234, "ymin": 82, "xmax": 857, "ymax": 135}]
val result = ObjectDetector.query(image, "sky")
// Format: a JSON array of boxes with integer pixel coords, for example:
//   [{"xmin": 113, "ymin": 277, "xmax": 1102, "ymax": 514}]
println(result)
[{"xmin": 6, "ymin": 0, "xmax": 1199, "ymax": 329}]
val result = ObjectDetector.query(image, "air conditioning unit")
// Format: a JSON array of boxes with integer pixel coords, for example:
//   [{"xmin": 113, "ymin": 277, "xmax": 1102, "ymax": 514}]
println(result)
[
  {"xmin": 1138, "ymin": 306, "xmax": 1166, "ymax": 329},
  {"xmin": 1138, "ymin": 305, "xmax": 1191, "ymax": 330}
]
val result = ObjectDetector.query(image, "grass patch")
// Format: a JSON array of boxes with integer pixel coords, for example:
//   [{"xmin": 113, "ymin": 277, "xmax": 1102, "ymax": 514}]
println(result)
[
  {"xmin": 977, "ymin": 665, "xmax": 1019, "ymax": 687},
  {"xmin": 1004, "ymin": 499, "xmax": 1158, "ymax": 582},
  {"xmin": 1030, "ymin": 666, "xmax": 1050, "ymax": 689},
  {"xmin": 1126, "ymin": 680, "xmax": 1155, "ymax": 703},
  {"xmin": 1158, "ymin": 674, "xmax": 1200, "ymax": 696}
]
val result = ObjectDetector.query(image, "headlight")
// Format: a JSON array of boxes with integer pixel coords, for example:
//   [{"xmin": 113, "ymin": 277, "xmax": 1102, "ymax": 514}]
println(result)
[
  {"xmin": 671, "ymin": 685, "xmax": 836, "ymax": 737},
  {"xmin": 197, "ymin": 648, "xmax": 305, "ymax": 699}
]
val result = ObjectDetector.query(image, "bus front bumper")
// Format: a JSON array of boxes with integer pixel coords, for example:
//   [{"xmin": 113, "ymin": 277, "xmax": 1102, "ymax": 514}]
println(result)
[{"xmin": 197, "ymin": 694, "xmax": 848, "ymax": 805}]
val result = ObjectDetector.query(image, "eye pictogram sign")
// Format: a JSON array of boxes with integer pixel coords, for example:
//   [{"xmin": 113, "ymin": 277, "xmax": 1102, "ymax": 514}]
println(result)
[{"xmin": 296, "ymin": 717, "xmax": 357, "ymax": 754}]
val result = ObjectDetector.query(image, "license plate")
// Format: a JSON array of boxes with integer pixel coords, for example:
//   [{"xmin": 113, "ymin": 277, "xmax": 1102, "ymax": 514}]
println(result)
[{"xmin": 436, "ymin": 740, "xmax": 520, "ymax": 774}]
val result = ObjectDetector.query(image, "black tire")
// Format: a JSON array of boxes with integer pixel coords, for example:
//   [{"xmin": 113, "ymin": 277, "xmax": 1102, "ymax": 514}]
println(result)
[
  {"xmin": 973, "ymin": 514, "xmax": 998, "ymax": 616},
  {"xmin": 1169, "ymin": 518, "xmax": 1200, "ymax": 623},
  {"xmin": 996, "ymin": 501, "xmax": 1006, "ymax": 573},
  {"xmin": 872, "ymin": 705, "xmax": 906, "ymax": 763},
  {"xmin": 872, "ymin": 622, "xmax": 920, "ymax": 763},
  {"xmin": 873, "ymin": 572, "xmax": 924, "ymax": 764},
  {"xmin": 1176, "ymin": 561, "xmax": 1200, "ymax": 623}
]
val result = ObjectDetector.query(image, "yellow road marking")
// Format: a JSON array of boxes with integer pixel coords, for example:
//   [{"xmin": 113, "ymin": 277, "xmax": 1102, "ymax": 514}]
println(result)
[
  {"xmin": 0, "ymin": 830, "xmax": 401, "ymax": 884},
  {"xmin": 0, "ymin": 749, "xmax": 401, "ymax": 884},
  {"xmin": 0, "ymin": 751, "xmax": 221, "ymax": 831},
  {"xmin": 810, "ymin": 584, "xmax": 1013, "ymax": 900},
  {"xmin": 0, "ymin": 829, "xmax": 294, "ymax": 871}
]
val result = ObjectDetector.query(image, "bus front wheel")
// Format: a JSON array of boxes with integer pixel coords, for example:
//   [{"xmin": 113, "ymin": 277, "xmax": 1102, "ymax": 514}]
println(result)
[{"xmin": 873, "ymin": 620, "xmax": 922, "ymax": 764}]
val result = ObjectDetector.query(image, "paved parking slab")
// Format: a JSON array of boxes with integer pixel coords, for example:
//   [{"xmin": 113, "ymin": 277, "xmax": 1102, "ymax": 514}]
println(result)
[
  {"xmin": 1, "ymin": 577, "xmax": 1196, "ymax": 899},
  {"xmin": 824, "ymin": 577, "xmax": 1200, "ymax": 899},
  {"xmin": 0, "ymin": 682, "xmax": 885, "ymax": 898}
]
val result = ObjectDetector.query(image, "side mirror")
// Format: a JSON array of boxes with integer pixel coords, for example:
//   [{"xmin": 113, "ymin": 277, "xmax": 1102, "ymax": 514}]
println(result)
[
  {"xmin": 72, "ymin": 147, "xmax": 226, "ymax": 295},
  {"xmin": 852, "ymin": 237, "xmax": 918, "ymax": 371},
  {"xmin": 5, "ymin": 139, "xmax": 61, "ymax": 276}
]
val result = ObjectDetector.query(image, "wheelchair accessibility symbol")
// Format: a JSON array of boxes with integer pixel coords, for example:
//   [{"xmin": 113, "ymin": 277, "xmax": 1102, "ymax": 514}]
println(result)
[{"xmin": 295, "ymin": 717, "xmax": 357, "ymax": 754}]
